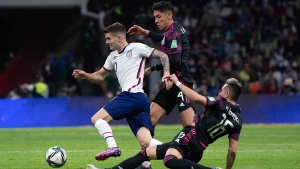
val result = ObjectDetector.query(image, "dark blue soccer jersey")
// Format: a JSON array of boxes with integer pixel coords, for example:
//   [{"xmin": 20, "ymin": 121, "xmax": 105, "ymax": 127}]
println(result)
[{"xmin": 194, "ymin": 95, "xmax": 242, "ymax": 147}]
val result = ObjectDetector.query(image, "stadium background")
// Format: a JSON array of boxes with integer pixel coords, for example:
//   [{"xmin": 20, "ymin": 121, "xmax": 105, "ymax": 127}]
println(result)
[
  {"xmin": 1, "ymin": 0, "xmax": 300, "ymax": 127},
  {"xmin": 0, "ymin": 1, "xmax": 300, "ymax": 169}
]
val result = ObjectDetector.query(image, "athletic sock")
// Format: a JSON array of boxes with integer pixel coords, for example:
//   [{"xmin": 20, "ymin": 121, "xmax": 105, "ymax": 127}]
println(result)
[
  {"xmin": 164, "ymin": 155, "xmax": 211, "ymax": 169},
  {"xmin": 111, "ymin": 149, "xmax": 148, "ymax": 169},
  {"xmin": 140, "ymin": 138, "xmax": 162, "ymax": 167},
  {"xmin": 95, "ymin": 119, "xmax": 117, "ymax": 148},
  {"xmin": 149, "ymin": 138, "xmax": 162, "ymax": 146}
]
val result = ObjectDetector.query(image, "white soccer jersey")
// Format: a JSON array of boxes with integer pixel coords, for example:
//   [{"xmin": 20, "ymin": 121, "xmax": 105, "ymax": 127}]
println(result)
[{"xmin": 103, "ymin": 43, "xmax": 155, "ymax": 93}]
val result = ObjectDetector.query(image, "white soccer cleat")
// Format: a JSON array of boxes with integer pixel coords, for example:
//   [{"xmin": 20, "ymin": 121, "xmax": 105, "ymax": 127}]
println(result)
[
  {"xmin": 135, "ymin": 161, "xmax": 152, "ymax": 169},
  {"xmin": 86, "ymin": 164, "xmax": 100, "ymax": 169}
]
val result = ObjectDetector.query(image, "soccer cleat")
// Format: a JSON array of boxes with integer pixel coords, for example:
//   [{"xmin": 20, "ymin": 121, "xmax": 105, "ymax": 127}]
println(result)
[
  {"xmin": 86, "ymin": 164, "xmax": 99, "ymax": 169},
  {"xmin": 95, "ymin": 147, "xmax": 121, "ymax": 161},
  {"xmin": 86, "ymin": 164, "xmax": 108, "ymax": 169},
  {"xmin": 135, "ymin": 161, "xmax": 152, "ymax": 169}
]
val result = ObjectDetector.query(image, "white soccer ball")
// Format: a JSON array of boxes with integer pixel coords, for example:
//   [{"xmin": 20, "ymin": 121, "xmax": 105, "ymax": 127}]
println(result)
[{"xmin": 45, "ymin": 146, "xmax": 67, "ymax": 168}]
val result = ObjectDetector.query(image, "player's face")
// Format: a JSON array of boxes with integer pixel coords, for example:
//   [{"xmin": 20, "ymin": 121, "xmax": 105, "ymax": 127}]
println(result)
[
  {"xmin": 153, "ymin": 10, "xmax": 172, "ymax": 30},
  {"xmin": 105, "ymin": 33, "xmax": 120, "ymax": 51},
  {"xmin": 219, "ymin": 84, "xmax": 230, "ymax": 98}
]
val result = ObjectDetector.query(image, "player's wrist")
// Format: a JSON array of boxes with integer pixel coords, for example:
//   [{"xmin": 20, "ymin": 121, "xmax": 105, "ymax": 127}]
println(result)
[
  {"xmin": 175, "ymin": 81, "xmax": 182, "ymax": 87},
  {"xmin": 144, "ymin": 30, "xmax": 150, "ymax": 36},
  {"xmin": 148, "ymin": 30, "xmax": 155, "ymax": 37},
  {"xmin": 163, "ymin": 72, "xmax": 170, "ymax": 76},
  {"xmin": 150, "ymin": 65, "xmax": 156, "ymax": 71}
]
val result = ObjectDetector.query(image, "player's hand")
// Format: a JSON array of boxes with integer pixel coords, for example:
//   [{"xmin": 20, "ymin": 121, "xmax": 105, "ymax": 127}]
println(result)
[
  {"xmin": 162, "ymin": 73, "xmax": 172, "ymax": 90},
  {"xmin": 144, "ymin": 67, "xmax": 152, "ymax": 76},
  {"xmin": 127, "ymin": 25, "xmax": 148, "ymax": 36},
  {"xmin": 166, "ymin": 74, "xmax": 179, "ymax": 84},
  {"xmin": 72, "ymin": 69, "xmax": 86, "ymax": 79},
  {"xmin": 165, "ymin": 78, "xmax": 173, "ymax": 90}
]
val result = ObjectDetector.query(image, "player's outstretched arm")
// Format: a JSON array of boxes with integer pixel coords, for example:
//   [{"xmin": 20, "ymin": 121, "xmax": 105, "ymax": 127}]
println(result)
[
  {"xmin": 127, "ymin": 25, "xmax": 149, "ymax": 36},
  {"xmin": 167, "ymin": 74, "xmax": 207, "ymax": 106},
  {"xmin": 72, "ymin": 68, "xmax": 110, "ymax": 83},
  {"xmin": 151, "ymin": 50, "xmax": 171, "ymax": 88},
  {"xmin": 151, "ymin": 50, "xmax": 170, "ymax": 75},
  {"xmin": 226, "ymin": 138, "xmax": 238, "ymax": 169},
  {"xmin": 127, "ymin": 25, "xmax": 164, "ymax": 42}
]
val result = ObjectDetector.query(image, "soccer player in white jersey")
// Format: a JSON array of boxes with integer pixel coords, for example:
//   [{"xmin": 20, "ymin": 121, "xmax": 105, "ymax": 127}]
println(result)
[{"xmin": 72, "ymin": 22, "xmax": 171, "ymax": 162}]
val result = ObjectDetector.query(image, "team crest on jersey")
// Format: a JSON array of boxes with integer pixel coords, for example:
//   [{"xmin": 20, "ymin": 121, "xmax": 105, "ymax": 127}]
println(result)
[
  {"xmin": 171, "ymin": 40, "xmax": 177, "ymax": 48},
  {"xmin": 145, "ymin": 45, "xmax": 152, "ymax": 51},
  {"xmin": 207, "ymin": 96, "xmax": 216, "ymax": 101},
  {"xmin": 126, "ymin": 50, "xmax": 132, "ymax": 59}
]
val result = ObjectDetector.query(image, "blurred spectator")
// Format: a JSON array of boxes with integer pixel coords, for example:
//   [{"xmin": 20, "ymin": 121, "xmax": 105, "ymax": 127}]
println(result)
[
  {"xmin": 249, "ymin": 80, "xmax": 262, "ymax": 94},
  {"xmin": 98, "ymin": 3, "xmax": 111, "ymax": 30},
  {"xmin": 50, "ymin": 52, "xmax": 67, "ymax": 96},
  {"xmin": 105, "ymin": 73, "xmax": 120, "ymax": 99},
  {"xmin": 7, "ymin": 0, "xmax": 300, "ymax": 98},
  {"xmin": 9, "ymin": 75, "xmax": 49, "ymax": 98},
  {"xmin": 41, "ymin": 59, "xmax": 55, "ymax": 84},
  {"xmin": 111, "ymin": 5, "xmax": 127, "ymax": 25},
  {"xmin": 7, "ymin": 85, "xmax": 23, "ymax": 99},
  {"xmin": 61, "ymin": 53, "xmax": 81, "ymax": 97},
  {"xmin": 134, "ymin": 6, "xmax": 148, "ymax": 29},
  {"xmin": 200, "ymin": 7, "xmax": 219, "ymax": 32},
  {"xmin": 81, "ymin": 20, "xmax": 99, "ymax": 73},
  {"xmin": 89, "ymin": 66, "xmax": 105, "ymax": 96},
  {"xmin": 297, "ymin": 71, "xmax": 300, "ymax": 93},
  {"xmin": 279, "ymin": 77, "xmax": 297, "ymax": 95},
  {"xmin": 263, "ymin": 75, "xmax": 279, "ymax": 94},
  {"xmin": 283, "ymin": 34, "xmax": 299, "ymax": 61},
  {"xmin": 224, "ymin": 38, "xmax": 240, "ymax": 60},
  {"xmin": 33, "ymin": 75, "xmax": 49, "ymax": 98},
  {"xmin": 226, "ymin": 6, "xmax": 239, "ymax": 27}
]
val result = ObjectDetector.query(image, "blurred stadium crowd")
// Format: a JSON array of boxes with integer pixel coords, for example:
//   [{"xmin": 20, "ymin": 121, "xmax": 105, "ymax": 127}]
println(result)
[{"xmin": 5, "ymin": 0, "xmax": 300, "ymax": 98}]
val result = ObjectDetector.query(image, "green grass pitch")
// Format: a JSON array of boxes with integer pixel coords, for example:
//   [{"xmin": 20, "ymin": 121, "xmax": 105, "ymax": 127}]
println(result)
[{"xmin": 0, "ymin": 125, "xmax": 299, "ymax": 169}]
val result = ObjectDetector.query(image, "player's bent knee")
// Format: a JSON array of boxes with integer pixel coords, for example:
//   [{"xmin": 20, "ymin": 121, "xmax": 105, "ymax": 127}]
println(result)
[
  {"xmin": 91, "ymin": 115, "xmax": 102, "ymax": 124},
  {"xmin": 137, "ymin": 136, "xmax": 151, "ymax": 148},
  {"xmin": 139, "ymin": 140, "xmax": 150, "ymax": 148},
  {"xmin": 163, "ymin": 155, "xmax": 177, "ymax": 168},
  {"xmin": 91, "ymin": 116, "xmax": 96, "ymax": 124},
  {"xmin": 91, "ymin": 109, "xmax": 113, "ymax": 124},
  {"xmin": 136, "ymin": 127, "xmax": 152, "ymax": 148}
]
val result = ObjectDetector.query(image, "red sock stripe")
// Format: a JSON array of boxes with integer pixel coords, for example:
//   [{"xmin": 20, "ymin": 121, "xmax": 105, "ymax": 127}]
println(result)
[{"xmin": 102, "ymin": 132, "xmax": 112, "ymax": 137}]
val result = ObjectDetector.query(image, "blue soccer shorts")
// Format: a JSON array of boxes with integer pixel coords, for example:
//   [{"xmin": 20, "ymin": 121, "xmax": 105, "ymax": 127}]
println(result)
[{"xmin": 103, "ymin": 91, "xmax": 154, "ymax": 136}]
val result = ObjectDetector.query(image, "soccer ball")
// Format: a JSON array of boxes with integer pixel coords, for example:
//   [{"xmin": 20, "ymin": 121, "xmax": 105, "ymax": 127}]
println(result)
[{"xmin": 45, "ymin": 146, "xmax": 67, "ymax": 168}]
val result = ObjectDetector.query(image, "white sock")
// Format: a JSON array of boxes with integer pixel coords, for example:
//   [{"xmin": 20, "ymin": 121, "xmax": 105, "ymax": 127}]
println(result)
[
  {"xmin": 95, "ymin": 119, "xmax": 117, "ymax": 148},
  {"xmin": 149, "ymin": 138, "xmax": 162, "ymax": 146},
  {"xmin": 142, "ymin": 139, "xmax": 163, "ymax": 166}
]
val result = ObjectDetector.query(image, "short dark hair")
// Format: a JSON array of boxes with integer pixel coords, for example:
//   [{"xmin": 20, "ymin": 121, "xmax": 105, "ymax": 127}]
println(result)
[
  {"xmin": 152, "ymin": 1, "xmax": 173, "ymax": 13},
  {"xmin": 103, "ymin": 22, "xmax": 126, "ymax": 35},
  {"xmin": 225, "ymin": 78, "xmax": 242, "ymax": 101}
]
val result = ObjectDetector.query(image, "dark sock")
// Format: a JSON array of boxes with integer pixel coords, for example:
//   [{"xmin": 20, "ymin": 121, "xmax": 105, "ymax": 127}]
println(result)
[
  {"xmin": 111, "ymin": 149, "xmax": 148, "ymax": 169},
  {"xmin": 164, "ymin": 155, "xmax": 211, "ymax": 169}
]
